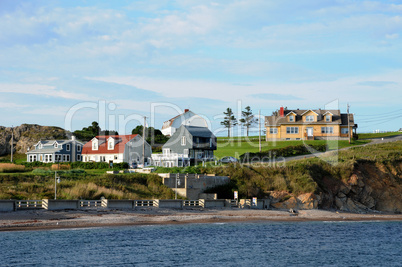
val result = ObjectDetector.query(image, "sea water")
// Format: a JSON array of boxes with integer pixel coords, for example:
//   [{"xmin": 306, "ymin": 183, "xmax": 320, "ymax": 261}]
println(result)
[{"xmin": 1, "ymin": 221, "xmax": 401, "ymax": 266}]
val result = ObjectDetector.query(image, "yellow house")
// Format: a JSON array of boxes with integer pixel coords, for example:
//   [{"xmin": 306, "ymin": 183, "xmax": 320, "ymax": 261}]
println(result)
[{"xmin": 265, "ymin": 107, "xmax": 357, "ymax": 141}]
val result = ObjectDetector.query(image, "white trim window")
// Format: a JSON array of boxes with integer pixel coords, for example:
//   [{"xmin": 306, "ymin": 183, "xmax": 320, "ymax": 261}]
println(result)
[
  {"xmin": 66, "ymin": 155, "xmax": 70, "ymax": 161},
  {"xmin": 289, "ymin": 115, "xmax": 294, "ymax": 122},
  {"xmin": 77, "ymin": 154, "xmax": 81, "ymax": 161},
  {"xmin": 325, "ymin": 115, "xmax": 331, "ymax": 122},
  {"xmin": 183, "ymin": 149, "xmax": 189, "ymax": 156},
  {"xmin": 54, "ymin": 143, "xmax": 58, "ymax": 148},
  {"xmin": 163, "ymin": 148, "xmax": 170, "ymax": 155},
  {"xmin": 305, "ymin": 115, "xmax": 314, "ymax": 122},
  {"xmin": 286, "ymin": 127, "xmax": 299, "ymax": 134},
  {"xmin": 270, "ymin": 128, "xmax": 278, "ymax": 134},
  {"xmin": 321, "ymin": 127, "xmax": 334, "ymax": 134},
  {"xmin": 92, "ymin": 140, "xmax": 98, "ymax": 150},
  {"xmin": 66, "ymin": 144, "xmax": 71, "ymax": 151},
  {"xmin": 63, "ymin": 155, "xmax": 66, "ymax": 162},
  {"xmin": 77, "ymin": 145, "xmax": 81, "ymax": 152},
  {"xmin": 181, "ymin": 136, "xmax": 186, "ymax": 146}
]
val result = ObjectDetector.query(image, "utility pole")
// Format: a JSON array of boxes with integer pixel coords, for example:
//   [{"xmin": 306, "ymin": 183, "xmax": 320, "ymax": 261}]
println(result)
[
  {"xmin": 258, "ymin": 110, "xmax": 262, "ymax": 153},
  {"xmin": 10, "ymin": 126, "xmax": 14, "ymax": 163},
  {"xmin": 347, "ymin": 103, "xmax": 351, "ymax": 144},
  {"xmin": 142, "ymin": 116, "xmax": 146, "ymax": 167}
]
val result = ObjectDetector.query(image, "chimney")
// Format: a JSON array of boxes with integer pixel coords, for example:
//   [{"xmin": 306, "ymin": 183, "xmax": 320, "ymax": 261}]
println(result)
[
  {"xmin": 279, "ymin": 107, "xmax": 284, "ymax": 117},
  {"xmin": 184, "ymin": 109, "xmax": 189, "ymax": 113}
]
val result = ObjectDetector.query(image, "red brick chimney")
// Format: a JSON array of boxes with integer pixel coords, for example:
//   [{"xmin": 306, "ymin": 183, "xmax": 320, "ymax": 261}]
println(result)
[
  {"xmin": 279, "ymin": 107, "xmax": 284, "ymax": 117},
  {"xmin": 184, "ymin": 109, "xmax": 189, "ymax": 113}
]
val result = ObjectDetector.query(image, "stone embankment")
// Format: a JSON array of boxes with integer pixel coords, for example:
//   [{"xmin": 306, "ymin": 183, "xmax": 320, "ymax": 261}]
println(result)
[
  {"xmin": 0, "ymin": 124, "xmax": 67, "ymax": 156},
  {"xmin": 269, "ymin": 161, "xmax": 402, "ymax": 213}
]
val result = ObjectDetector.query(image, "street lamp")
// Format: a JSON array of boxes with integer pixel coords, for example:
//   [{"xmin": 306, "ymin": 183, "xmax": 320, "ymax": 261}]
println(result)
[{"xmin": 55, "ymin": 171, "xmax": 60, "ymax": 200}]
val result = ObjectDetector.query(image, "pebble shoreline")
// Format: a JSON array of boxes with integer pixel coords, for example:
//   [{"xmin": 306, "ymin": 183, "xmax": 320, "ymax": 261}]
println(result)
[{"xmin": 1, "ymin": 209, "xmax": 401, "ymax": 232}]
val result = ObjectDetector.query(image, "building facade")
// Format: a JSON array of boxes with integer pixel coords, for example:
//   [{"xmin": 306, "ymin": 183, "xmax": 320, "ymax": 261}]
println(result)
[
  {"xmin": 26, "ymin": 136, "xmax": 84, "ymax": 163},
  {"xmin": 152, "ymin": 125, "xmax": 217, "ymax": 167},
  {"xmin": 265, "ymin": 107, "xmax": 357, "ymax": 141},
  {"xmin": 81, "ymin": 134, "xmax": 152, "ymax": 167}
]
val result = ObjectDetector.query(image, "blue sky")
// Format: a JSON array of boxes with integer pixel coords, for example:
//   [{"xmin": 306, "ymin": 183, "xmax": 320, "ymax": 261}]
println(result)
[{"xmin": 1, "ymin": 0, "xmax": 401, "ymax": 135}]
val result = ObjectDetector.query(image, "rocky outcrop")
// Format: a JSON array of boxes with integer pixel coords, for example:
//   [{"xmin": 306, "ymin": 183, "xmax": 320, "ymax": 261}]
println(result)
[
  {"xmin": 270, "ymin": 161, "xmax": 402, "ymax": 213},
  {"xmin": 0, "ymin": 124, "xmax": 68, "ymax": 156}
]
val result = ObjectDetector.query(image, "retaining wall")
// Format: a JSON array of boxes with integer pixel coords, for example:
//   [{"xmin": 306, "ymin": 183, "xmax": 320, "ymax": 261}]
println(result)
[
  {"xmin": 203, "ymin": 199, "xmax": 226, "ymax": 208},
  {"xmin": 42, "ymin": 199, "xmax": 79, "ymax": 210},
  {"xmin": 155, "ymin": 199, "xmax": 183, "ymax": 209},
  {"xmin": 0, "ymin": 200, "xmax": 16, "ymax": 212},
  {"xmin": 101, "ymin": 199, "xmax": 134, "ymax": 209}
]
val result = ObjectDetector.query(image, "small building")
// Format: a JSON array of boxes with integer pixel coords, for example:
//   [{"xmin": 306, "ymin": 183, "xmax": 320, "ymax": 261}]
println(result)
[
  {"xmin": 161, "ymin": 109, "xmax": 208, "ymax": 136},
  {"xmin": 26, "ymin": 136, "xmax": 84, "ymax": 163},
  {"xmin": 265, "ymin": 107, "xmax": 357, "ymax": 141},
  {"xmin": 81, "ymin": 134, "xmax": 152, "ymax": 166},
  {"xmin": 152, "ymin": 125, "xmax": 217, "ymax": 167}
]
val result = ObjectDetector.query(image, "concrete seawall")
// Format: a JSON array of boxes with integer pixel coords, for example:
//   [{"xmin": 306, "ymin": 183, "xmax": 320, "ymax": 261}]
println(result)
[
  {"xmin": 42, "ymin": 200, "xmax": 79, "ymax": 210},
  {"xmin": 0, "ymin": 200, "xmax": 16, "ymax": 211}
]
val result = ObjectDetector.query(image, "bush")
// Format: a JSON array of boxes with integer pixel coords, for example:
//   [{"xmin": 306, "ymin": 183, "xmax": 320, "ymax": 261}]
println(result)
[{"xmin": 0, "ymin": 163, "xmax": 26, "ymax": 173}]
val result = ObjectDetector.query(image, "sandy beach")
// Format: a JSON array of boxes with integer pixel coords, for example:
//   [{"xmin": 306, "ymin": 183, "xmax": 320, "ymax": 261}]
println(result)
[{"xmin": 0, "ymin": 208, "xmax": 401, "ymax": 232}]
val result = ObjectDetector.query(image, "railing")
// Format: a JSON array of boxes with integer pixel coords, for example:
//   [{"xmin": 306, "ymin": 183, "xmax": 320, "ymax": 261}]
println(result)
[
  {"xmin": 183, "ymin": 200, "xmax": 204, "ymax": 207},
  {"xmin": 16, "ymin": 200, "xmax": 43, "ymax": 209},
  {"xmin": 79, "ymin": 200, "xmax": 102, "ymax": 207},
  {"xmin": 135, "ymin": 200, "xmax": 155, "ymax": 207}
]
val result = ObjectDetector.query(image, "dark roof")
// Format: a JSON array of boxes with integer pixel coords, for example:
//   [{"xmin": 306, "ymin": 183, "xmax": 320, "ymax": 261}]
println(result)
[
  {"xmin": 265, "ymin": 109, "xmax": 355, "ymax": 126},
  {"xmin": 183, "ymin": 126, "xmax": 215, "ymax": 138}
]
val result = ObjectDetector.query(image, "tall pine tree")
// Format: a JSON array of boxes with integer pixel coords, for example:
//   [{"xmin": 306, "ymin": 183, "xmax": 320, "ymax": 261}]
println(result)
[
  {"xmin": 239, "ymin": 106, "xmax": 257, "ymax": 137},
  {"xmin": 221, "ymin": 108, "xmax": 237, "ymax": 137}
]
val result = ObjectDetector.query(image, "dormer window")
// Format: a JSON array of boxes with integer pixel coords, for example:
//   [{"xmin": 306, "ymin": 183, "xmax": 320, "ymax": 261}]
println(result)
[
  {"xmin": 54, "ymin": 143, "xmax": 58, "ymax": 148},
  {"xmin": 289, "ymin": 115, "xmax": 294, "ymax": 122},
  {"xmin": 306, "ymin": 115, "xmax": 314, "ymax": 122},
  {"xmin": 325, "ymin": 115, "xmax": 331, "ymax": 122},
  {"xmin": 108, "ymin": 137, "xmax": 115, "ymax": 150},
  {"xmin": 92, "ymin": 139, "xmax": 98, "ymax": 150}
]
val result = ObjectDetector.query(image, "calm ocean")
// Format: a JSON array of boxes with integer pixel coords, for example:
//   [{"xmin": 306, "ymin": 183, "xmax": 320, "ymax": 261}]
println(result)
[{"xmin": 1, "ymin": 221, "xmax": 401, "ymax": 266}]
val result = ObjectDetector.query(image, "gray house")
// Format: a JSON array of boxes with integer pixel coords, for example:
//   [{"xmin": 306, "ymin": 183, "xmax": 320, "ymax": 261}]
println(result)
[
  {"xmin": 152, "ymin": 125, "xmax": 217, "ymax": 167},
  {"xmin": 26, "ymin": 136, "xmax": 84, "ymax": 163}
]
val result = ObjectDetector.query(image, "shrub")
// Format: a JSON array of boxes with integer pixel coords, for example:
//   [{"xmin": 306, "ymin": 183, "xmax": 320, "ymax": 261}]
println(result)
[{"xmin": 0, "ymin": 163, "xmax": 26, "ymax": 173}]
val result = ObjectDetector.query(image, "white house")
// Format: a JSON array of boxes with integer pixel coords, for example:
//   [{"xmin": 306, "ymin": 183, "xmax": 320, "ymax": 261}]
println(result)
[
  {"xmin": 81, "ymin": 134, "xmax": 152, "ymax": 166},
  {"xmin": 161, "ymin": 109, "xmax": 208, "ymax": 136}
]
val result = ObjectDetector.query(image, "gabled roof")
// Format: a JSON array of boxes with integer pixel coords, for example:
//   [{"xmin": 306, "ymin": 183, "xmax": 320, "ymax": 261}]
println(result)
[
  {"xmin": 82, "ymin": 134, "xmax": 139, "ymax": 155},
  {"xmin": 265, "ymin": 109, "xmax": 348, "ymax": 126},
  {"xmin": 162, "ymin": 109, "xmax": 192, "ymax": 129},
  {"xmin": 184, "ymin": 126, "xmax": 215, "ymax": 138},
  {"xmin": 285, "ymin": 111, "xmax": 297, "ymax": 116}
]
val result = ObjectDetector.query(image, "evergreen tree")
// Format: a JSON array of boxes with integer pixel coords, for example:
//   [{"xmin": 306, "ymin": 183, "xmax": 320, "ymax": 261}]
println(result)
[
  {"xmin": 239, "ymin": 106, "xmax": 257, "ymax": 137},
  {"xmin": 221, "ymin": 108, "xmax": 237, "ymax": 137}
]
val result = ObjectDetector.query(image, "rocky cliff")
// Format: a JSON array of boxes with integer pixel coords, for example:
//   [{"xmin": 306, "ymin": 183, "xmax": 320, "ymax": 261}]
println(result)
[
  {"xmin": 0, "ymin": 124, "xmax": 68, "ymax": 156},
  {"xmin": 271, "ymin": 160, "xmax": 402, "ymax": 213}
]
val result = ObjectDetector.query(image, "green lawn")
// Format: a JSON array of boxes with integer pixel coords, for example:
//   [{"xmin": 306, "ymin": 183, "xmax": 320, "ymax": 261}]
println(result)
[
  {"xmin": 215, "ymin": 139, "xmax": 369, "ymax": 158},
  {"xmin": 358, "ymin": 131, "xmax": 401, "ymax": 139}
]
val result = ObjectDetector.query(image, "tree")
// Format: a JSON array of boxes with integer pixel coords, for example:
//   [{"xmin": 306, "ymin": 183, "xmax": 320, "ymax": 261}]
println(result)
[
  {"xmin": 221, "ymin": 108, "xmax": 237, "ymax": 137},
  {"xmin": 132, "ymin": 126, "xmax": 169, "ymax": 145},
  {"xmin": 239, "ymin": 106, "xmax": 257, "ymax": 137},
  {"xmin": 73, "ymin": 121, "xmax": 117, "ymax": 141}
]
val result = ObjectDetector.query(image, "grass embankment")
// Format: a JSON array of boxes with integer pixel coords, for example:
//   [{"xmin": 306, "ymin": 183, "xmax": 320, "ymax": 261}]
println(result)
[
  {"xmin": 0, "ymin": 170, "xmax": 175, "ymax": 200},
  {"xmin": 358, "ymin": 131, "xmax": 401, "ymax": 139},
  {"xmin": 215, "ymin": 139, "xmax": 369, "ymax": 158},
  {"xmin": 205, "ymin": 141, "xmax": 402, "ymax": 199}
]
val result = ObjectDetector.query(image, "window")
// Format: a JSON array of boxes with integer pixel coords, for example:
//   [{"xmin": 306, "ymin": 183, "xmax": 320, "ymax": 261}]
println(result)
[
  {"xmin": 54, "ymin": 143, "xmax": 58, "ymax": 148},
  {"xmin": 163, "ymin": 148, "xmax": 170, "ymax": 155},
  {"xmin": 77, "ymin": 154, "xmax": 81, "ymax": 161},
  {"xmin": 108, "ymin": 141, "xmax": 113, "ymax": 150},
  {"xmin": 270, "ymin": 128, "xmax": 278, "ymax": 134},
  {"xmin": 181, "ymin": 136, "xmax": 186, "ymax": 146},
  {"xmin": 289, "ymin": 115, "xmax": 294, "ymax": 122},
  {"xmin": 326, "ymin": 115, "xmax": 331, "ymax": 122},
  {"xmin": 341, "ymin": 128, "xmax": 349, "ymax": 134},
  {"xmin": 77, "ymin": 145, "xmax": 81, "ymax": 152},
  {"xmin": 321, "ymin": 127, "xmax": 334, "ymax": 134},
  {"xmin": 306, "ymin": 115, "xmax": 314, "ymax": 122},
  {"xmin": 114, "ymin": 155, "xmax": 118, "ymax": 160},
  {"xmin": 66, "ymin": 144, "xmax": 71, "ymax": 151},
  {"xmin": 183, "ymin": 149, "xmax": 189, "ymax": 155},
  {"xmin": 49, "ymin": 155, "xmax": 52, "ymax": 162},
  {"xmin": 63, "ymin": 155, "xmax": 66, "ymax": 162},
  {"xmin": 92, "ymin": 140, "xmax": 98, "ymax": 150},
  {"xmin": 286, "ymin": 127, "xmax": 299, "ymax": 134}
]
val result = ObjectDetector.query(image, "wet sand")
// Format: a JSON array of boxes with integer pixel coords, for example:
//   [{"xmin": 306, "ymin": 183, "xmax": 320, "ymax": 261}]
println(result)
[{"xmin": 0, "ymin": 208, "xmax": 401, "ymax": 232}]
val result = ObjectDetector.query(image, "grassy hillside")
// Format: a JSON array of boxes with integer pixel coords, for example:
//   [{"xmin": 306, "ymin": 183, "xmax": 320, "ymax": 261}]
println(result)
[
  {"xmin": 215, "ymin": 139, "xmax": 369, "ymax": 158},
  {"xmin": 358, "ymin": 131, "xmax": 401, "ymax": 139}
]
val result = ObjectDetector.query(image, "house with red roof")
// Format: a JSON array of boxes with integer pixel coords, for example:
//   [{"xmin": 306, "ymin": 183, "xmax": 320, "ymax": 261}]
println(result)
[{"xmin": 81, "ymin": 134, "xmax": 152, "ymax": 166}]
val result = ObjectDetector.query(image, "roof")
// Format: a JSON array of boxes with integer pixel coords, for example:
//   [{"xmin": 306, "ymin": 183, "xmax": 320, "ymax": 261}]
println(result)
[
  {"xmin": 183, "ymin": 126, "xmax": 215, "ymax": 138},
  {"xmin": 162, "ymin": 109, "xmax": 192, "ymax": 130},
  {"xmin": 81, "ymin": 134, "xmax": 139, "ymax": 155},
  {"xmin": 265, "ymin": 109, "xmax": 355, "ymax": 126}
]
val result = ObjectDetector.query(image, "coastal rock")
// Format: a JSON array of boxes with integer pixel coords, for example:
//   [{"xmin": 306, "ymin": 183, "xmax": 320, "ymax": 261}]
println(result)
[
  {"xmin": 0, "ymin": 124, "xmax": 68, "ymax": 156},
  {"xmin": 271, "ymin": 196, "xmax": 298, "ymax": 210},
  {"xmin": 297, "ymin": 193, "xmax": 318, "ymax": 209}
]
